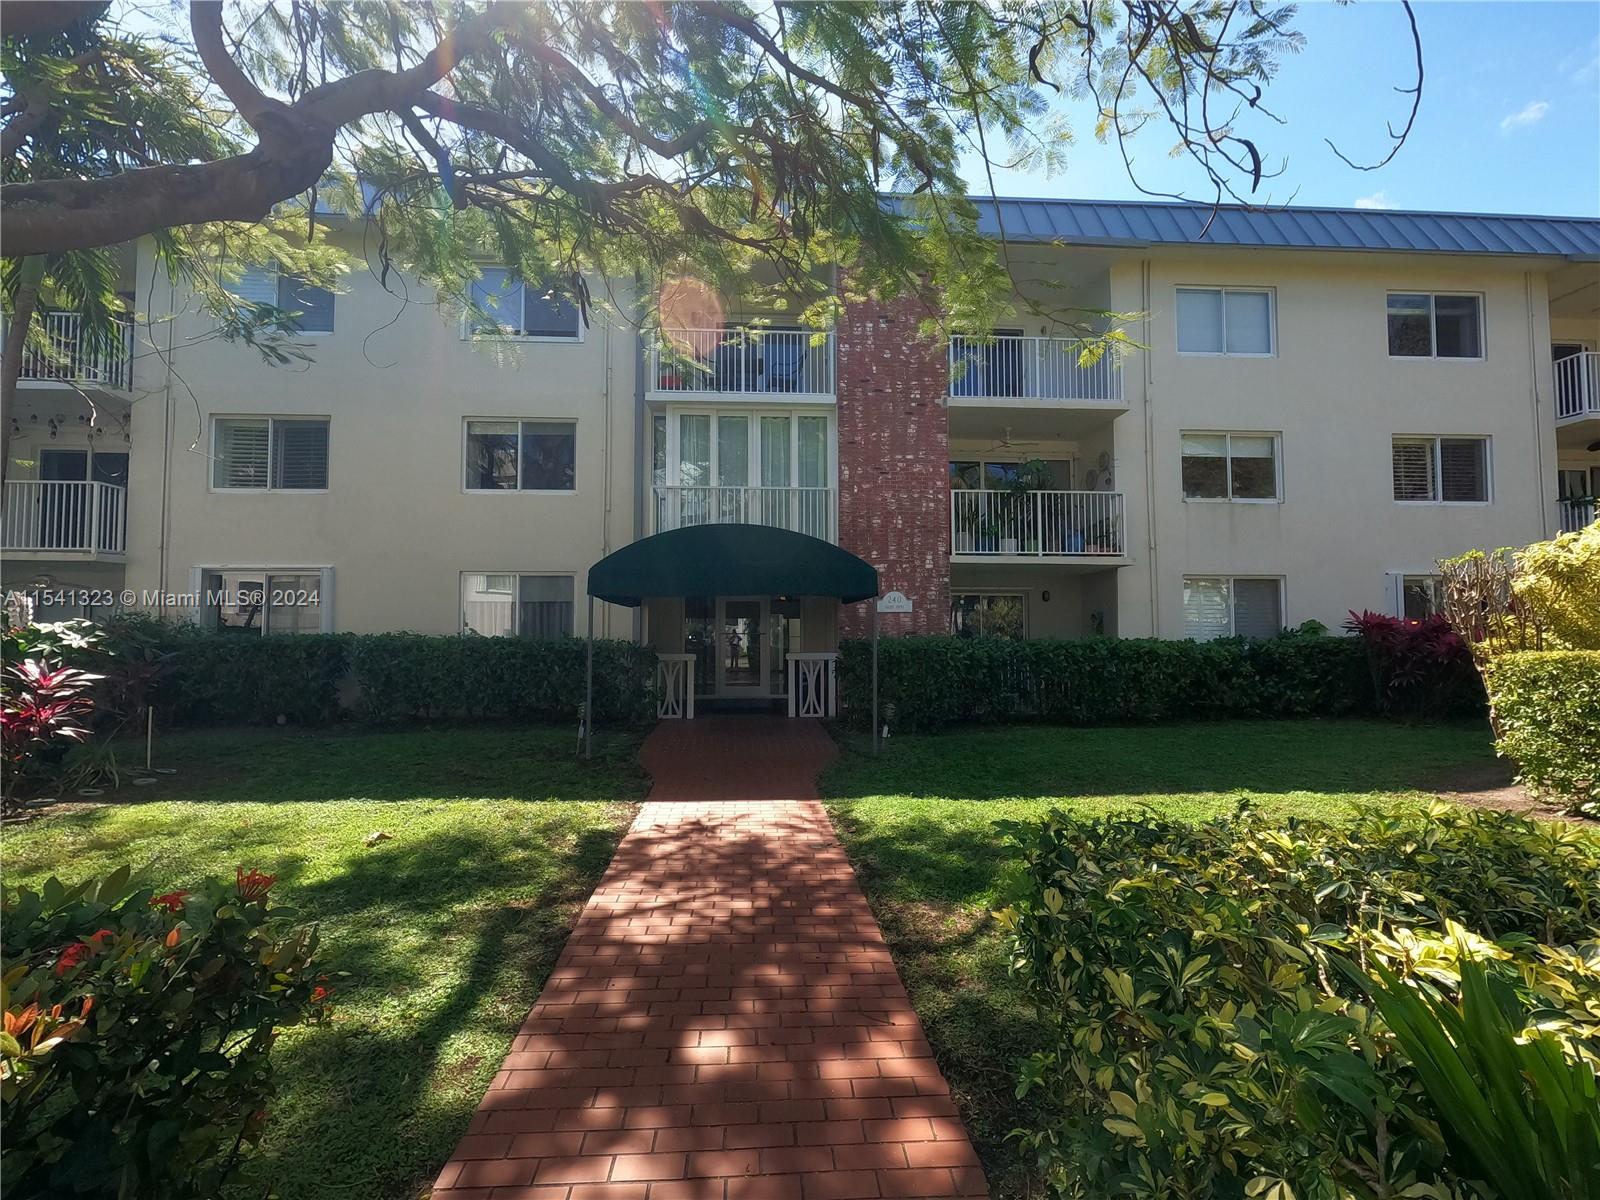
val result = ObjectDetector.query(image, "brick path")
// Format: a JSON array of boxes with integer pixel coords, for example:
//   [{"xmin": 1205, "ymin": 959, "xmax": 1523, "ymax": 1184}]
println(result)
[{"xmin": 431, "ymin": 716, "xmax": 988, "ymax": 1200}]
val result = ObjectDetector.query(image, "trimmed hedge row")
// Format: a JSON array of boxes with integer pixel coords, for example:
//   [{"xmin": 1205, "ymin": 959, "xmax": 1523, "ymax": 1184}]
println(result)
[
  {"xmin": 838, "ymin": 633, "xmax": 1373, "ymax": 732},
  {"xmin": 1485, "ymin": 649, "xmax": 1600, "ymax": 811},
  {"xmin": 143, "ymin": 629, "xmax": 654, "ymax": 727}
]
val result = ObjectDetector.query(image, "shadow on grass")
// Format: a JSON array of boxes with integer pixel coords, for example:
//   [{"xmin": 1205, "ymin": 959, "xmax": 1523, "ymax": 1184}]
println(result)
[
  {"xmin": 224, "ymin": 819, "xmax": 629, "ymax": 1200},
  {"xmin": 823, "ymin": 718, "xmax": 1495, "ymax": 805}
]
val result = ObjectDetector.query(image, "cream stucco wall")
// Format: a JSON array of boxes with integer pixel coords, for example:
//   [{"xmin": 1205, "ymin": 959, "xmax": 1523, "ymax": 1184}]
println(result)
[{"xmin": 121, "ymin": 231, "xmax": 641, "ymax": 636}]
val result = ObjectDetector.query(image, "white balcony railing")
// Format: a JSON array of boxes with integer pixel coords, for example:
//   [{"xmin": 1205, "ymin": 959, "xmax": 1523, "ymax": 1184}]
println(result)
[
  {"xmin": 649, "ymin": 328, "xmax": 834, "ymax": 396},
  {"xmin": 653, "ymin": 484, "xmax": 835, "ymax": 541},
  {"xmin": 1555, "ymin": 351, "xmax": 1600, "ymax": 421},
  {"xmin": 1558, "ymin": 498, "xmax": 1596, "ymax": 533},
  {"xmin": 7, "ymin": 312, "xmax": 134, "ymax": 391},
  {"xmin": 949, "ymin": 335, "xmax": 1122, "ymax": 403},
  {"xmin": 951, "ymin": 489, "xmax": 1125, "ymax": 558},
  {"xmin": 1, "ymin": 480, "xmax": 128, "ymax": 555}
]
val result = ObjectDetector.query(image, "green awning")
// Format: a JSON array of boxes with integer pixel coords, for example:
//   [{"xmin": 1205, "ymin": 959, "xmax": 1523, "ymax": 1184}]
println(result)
[{"xmin": 587, "ymin": 524, "xmax": 879, "ymax": 607}]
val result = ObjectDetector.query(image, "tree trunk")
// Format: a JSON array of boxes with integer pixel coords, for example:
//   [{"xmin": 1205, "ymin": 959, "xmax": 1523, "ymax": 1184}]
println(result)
[{"xmin": 1, "ymin": 257, "xmax": 45, "ymax": 488}]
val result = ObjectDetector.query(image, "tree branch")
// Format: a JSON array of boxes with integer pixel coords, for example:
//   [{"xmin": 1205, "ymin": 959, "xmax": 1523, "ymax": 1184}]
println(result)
[{"xmin": 189, "ymin": 1, "xmax": 285, "ymax": 132}]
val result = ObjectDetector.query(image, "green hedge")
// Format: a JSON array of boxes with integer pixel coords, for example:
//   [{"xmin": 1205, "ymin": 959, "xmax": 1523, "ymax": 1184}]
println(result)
[
  {"xmin": 346, "ymin": 634, "xmax": 654, "ymax": 725},
  {"xmin": 838, "ymin": 633, "xmax": 1372, "ymax": 732},
  {"xmin": 1486, "ymin": 650, "xmax": 1600, "ymax": 812},
  {"xmin": 163, "ymin": 633, "xmax": 351, "ymax": 726},
  {"xmin": 999, "ymin": 804, "xmax": 1600, "ymax": 1200}
]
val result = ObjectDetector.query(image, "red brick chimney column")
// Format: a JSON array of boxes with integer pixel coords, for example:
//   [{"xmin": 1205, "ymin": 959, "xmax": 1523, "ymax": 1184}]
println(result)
[{"xmin": 835, "ymin": 291, "xmax": 951, "ymax": 638}]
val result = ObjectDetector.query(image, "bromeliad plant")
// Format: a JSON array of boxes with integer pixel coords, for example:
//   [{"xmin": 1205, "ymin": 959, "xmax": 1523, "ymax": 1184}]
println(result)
[
  {"xmin": 1, "ymin": 866, "xmax": 331, "ymax": 1199},
  {"xmin": 996, "ymin": 804, "xmax": 1600, "ymax": 1200}
]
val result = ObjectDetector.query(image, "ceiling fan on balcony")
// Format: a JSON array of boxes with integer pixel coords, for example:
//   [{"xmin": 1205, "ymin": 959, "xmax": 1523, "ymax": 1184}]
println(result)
[{"xmin": 985, "ymin": 427, "xmax": 1041, "ymax": 454}]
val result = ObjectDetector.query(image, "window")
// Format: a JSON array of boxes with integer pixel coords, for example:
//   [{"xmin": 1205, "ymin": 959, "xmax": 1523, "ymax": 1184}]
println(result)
[
  {"xmin": 1392, "ymin": 436, "xmax": 1489, "ymax": 503},
  {"xmin": 1387, "ymin": 293, "xmax": 1482, "ymax": 358},
  {"xmin": 1181, "ymin": 433, "xmax": 1279, "ymax": 501},
  {"xmin": 468, "ymin": 268, "xmax": 580, "ymax": 338},
  {"xmin": 212, "ymin": 417, "xmax": 329, "ymax": 490},
  {"xmin": 1183, "ymin": 576, "xmax": 1283, "ymax": 640},
  {"xmin": 948, "ymin": 458, "xmax": 1072, "ymax": 490},
  {"xmin": 228, "ymin": 265, "xmax": 335, "ymax": 332},
  {"xmin": 202, "ymin": 568, "xmax": 326, "ymax": 635},
  {"xmin": 461, "ymin": 573, "xmax": 574, "ymax": 639},
  {"xmin": 1398, "ymin": 574, "xmax": 1445, "ymax": 620},
  {"xmin": 464, "ymin": 419, "xmax": 576, "ymax": 491},
  {"xmin": 1176, "ymin": 288, "xmax": 1274, "ymax": 355},
  {"xmin": 1559, "ymin": 467, "xmax": 1599, "ymax": 500},
  {"xmin": 950, "ymin": 593, "xmax": 1026, "ymax": 639}
]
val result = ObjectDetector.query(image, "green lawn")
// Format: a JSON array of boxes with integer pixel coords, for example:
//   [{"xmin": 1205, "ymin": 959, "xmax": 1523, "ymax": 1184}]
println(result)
[
  {"xmin": 2, "ymin": 726, "xmax": 648, "ymax": 1200},
  {"xmin": 819, "ymin": 719, "xmax": 1499, "ymax": 1200}
]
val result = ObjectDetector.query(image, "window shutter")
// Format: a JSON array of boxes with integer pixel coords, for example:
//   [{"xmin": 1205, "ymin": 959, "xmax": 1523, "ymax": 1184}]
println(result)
[
  {"xmin": 1177, "ymin": 289, "xmax": 1224, "ymax": 353},
  {"xmin": 230, "ymin": 265, "xmax": 278, "ymax": 305},
  {"xmin": 213, "ymin": 419, "xmax": 269, "ymax": 488},
  {"xmin": 1392, "ymin": 439, "xmax": 1436, "ymax": 501},
  {"xmin": 271, "ymin": 420, "xmax": 330, "ymax": 489},
  {"xmin": 1232, "ymin": 579, "xmax": 1283, "ymax": 639},
  {"xmin": 1223, "ymin": 291, "xmax": 1272, "ymax": 354},
  {"xmin": 1439, "ymin": 438, "xmax": 1487, "ymax": 502},
  {"xmin": 1182, "ymin": 577, "xmax": 1232, "ymax": 641}
]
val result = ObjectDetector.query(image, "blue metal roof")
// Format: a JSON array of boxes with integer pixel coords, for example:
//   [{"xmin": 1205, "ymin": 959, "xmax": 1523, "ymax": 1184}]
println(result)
[{"xmin": 959, "ymin": 197, "xmax": 1600, "ymax": 259}]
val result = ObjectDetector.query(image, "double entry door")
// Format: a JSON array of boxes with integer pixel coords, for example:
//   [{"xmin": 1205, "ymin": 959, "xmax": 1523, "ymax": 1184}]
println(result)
[{"xmin": 686, "ymin": 596, "xmax": 803, "ymax": 700}]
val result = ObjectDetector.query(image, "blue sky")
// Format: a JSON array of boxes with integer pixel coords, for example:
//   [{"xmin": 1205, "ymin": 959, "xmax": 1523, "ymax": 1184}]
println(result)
[{"xmin": 958, "ymin": 0, "xmax": 1600, "ymax": 217}]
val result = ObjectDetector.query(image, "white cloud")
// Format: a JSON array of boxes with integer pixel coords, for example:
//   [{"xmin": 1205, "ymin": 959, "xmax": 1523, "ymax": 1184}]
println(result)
[
  {"xmin": 1499, "ymin": 101, "xmax": 1550, "ymax": 132},
  {"xmin": 1353, "ymin": 190, "xmax": 1395, "ymax": 210}
]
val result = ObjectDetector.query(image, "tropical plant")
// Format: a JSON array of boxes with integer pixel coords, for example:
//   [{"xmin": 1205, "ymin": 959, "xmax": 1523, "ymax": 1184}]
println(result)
[
  {"xmin": 1342, "ymin": 610, "xmax": 1483, "ymax": 719},
  {"xmin": 0, "ymin": 659, "xmax": 101, "ymax": 807},
  {"xmin": 1483, "ymin": 650, "xmax": 1600, "ymax": 816},
  {"xmin": 1512, "ymin": 522, "xmax": 1600, "ymax": 651},
  {"xmin": 1, "ymin": 866, "xmax": 332, "ymax": 1200}
]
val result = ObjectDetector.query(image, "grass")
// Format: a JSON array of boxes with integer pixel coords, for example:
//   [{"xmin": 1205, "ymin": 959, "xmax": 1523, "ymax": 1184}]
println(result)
[
  {"xmin": 818, "ymin": 718, "xmax": 1499, "ymax": 1200},
  {"xmin": 2, "ymin": 725, "xmax": 649, "ymax": 1200}
]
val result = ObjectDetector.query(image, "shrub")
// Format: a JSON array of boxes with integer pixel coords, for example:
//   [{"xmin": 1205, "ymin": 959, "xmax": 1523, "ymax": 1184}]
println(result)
[
  {"xmin": 997, "ymin": 805, "xmax": 1600, "ymax": 1200},
  {"xmin": 0, "ymin": 659, "xmax": 101, "ymax": 807},
  {"xmin": 1484, "ymin": 650, "xmax": 1600, "ymax": 814},
  {"xmin": 1342, "ymin": 610, "xmax": 1484, "ymax": 718},
  {"xmin": 347, "ymin": 633, "xmax": 656, "ymax": 725},
  {"xmin": 1512, "ymin": 521, "xmax": 1600, "ymax": 650},
  {"xmin": 160, "ymin": 631, "xmax": 352, "ymax": 726},
  {"xmin": 837, "ymin": 630, "xmax": 1373, "ymax": 732},
  {"xmin": 1, "ymin": 867, "xmax": 330, "ymax": 1199}
]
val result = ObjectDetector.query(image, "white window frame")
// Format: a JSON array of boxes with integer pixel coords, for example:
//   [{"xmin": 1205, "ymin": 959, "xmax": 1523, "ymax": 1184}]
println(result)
[
  {"xmin": 460, "ymin": 266, "xmax": 584, "ymax": 343},
  {"xmin": 208, "ymin": 415, "xmax": 331, "ymax": 494},
  {"xmin": 1175, "ymin": 286, "xmax": 1277, "ymax": 358},
  {"xmin": 189, "ymin": 565, "xmax": 335, "ymax": 634},
  {"xmin": 1388, "ymin": 572, "xmax": 1446, "ymax": 620},
  {"xmin": 461, "ymin": 417, "xmax": 579, "ymax": 496},
  {"xmin": 661, "ymin": 405, "xmax": 838, "ymax": 493},
  {"xmin": 1391, "ymin": 435, "xmax": 1492, "ymax": 506},
  {"xmin": 1182, "ymin": 575, "xmax": 1286, "ymax": 640},
  {"xmin": 1385, "ymin": 292, "xmax": 1485, "ymax": 362},
  {"xmin": 458, "ymin": 571, "xmax": 577, "ymax": 638},
  {"xmin": 224, "ymin": 263, "xmax": 335, "ymax": 337},
  {"xmin": 1179, "ymin": 431, "xmax": 1282, "ymax": 504},
  {"xmin": 950, "ymin": 591, "xmax": 1029, "ymax": 638}
]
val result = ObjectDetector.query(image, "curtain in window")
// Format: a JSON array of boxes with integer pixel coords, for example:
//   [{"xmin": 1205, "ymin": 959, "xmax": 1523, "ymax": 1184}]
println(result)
[
  {"xmin": 1231, "ymin": 579, "xmax": 1282, "ymax": 639},
  {"xmin": 271, "ymin": 420, "xmax": 329, "ymax": 489},
  {"xmin": 798, "ymin": 417, "xmax": 827, "ymax": 486},
  {"xmin": 760, "ymin": 416, "xmax": 791, "ymax": 486},
  {"xmin": 1439, "ymin": 438, "xmax": 1487, "ymax": 502},
  {"xmin": 678, "ymin": 414, "xmax": 711, "ymax": 487},
  {"xmin": 461, "ymin": 573, "xmax": 515, "ymax": 636},
  {"xmin": 264, "ymin": 573, "xmax": 322, "ymax": 635},
  {"xmin": 213, "ymin": 419, "xmax": 270, "ymax": 488},
  {"xmin": 1183, "ymin": 577, "xmax": 1232, "ymax": 641},
  {"xmin": 652, "ymin": 415, "xmax": 667, "ymax": 488},
  {"xmin": 1177, "ymin": 290, "xmax": 1224, "ymax": 353},
  {"xmin": 1392, "ymin": 439, "xmax": 1437, "ymax": 501},
  {"xmin": 1223, "ymin": 291, "xmax": 1272, "ymax": 354},
  {"xmin": 716, "ymin": 415, "xmax": 749, "ymax": 486},
  {"xmin": 517, "ymin": 575, "xmax": 574, "ymax": 639}
]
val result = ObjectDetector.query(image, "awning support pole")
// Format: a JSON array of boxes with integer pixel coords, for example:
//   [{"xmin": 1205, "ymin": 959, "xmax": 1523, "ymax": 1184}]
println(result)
[
  {"xmin": 584, "ymin": 594, "xmax": 595, "ymax": 761},
  {"xmin": 871, "ymin": 602, "xmax": 880, "ymax": 758}
]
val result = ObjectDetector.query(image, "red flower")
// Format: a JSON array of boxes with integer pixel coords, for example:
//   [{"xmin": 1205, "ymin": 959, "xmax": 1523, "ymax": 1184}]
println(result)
[
  {"xmin": 150, "ymin": 890, "xmax": 190, "ymax": 913},
  {"xmin": 236, "ymin": 868, "xmax": 277, "ymax": 903},
  {"xmin": 310, "ymin": 985, "xmax": 332, "ymax": 1004},
  {"xmin": 54, "ymin": 944, "xmax": 91, "ymax": 976},
  {"xmin": 85, "ymin": 929, "xmax": 115, "ymax": 949}
]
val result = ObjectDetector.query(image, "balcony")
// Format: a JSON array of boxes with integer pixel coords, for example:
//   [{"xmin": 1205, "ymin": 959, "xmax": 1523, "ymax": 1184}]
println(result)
[
  {"xmin": 1559, "ymin": 498, "xmax": 1596, "ymax": 533},
  {"xmin": 648, "ymin": 328, "xmax": 834, "ymax": 401},
  {"xmin": 652, "ymin": 485, "xmax": 835, "ymax": 542},
  {"xmin": 948, "ymin": 335, "xmax": 1123, "ymax": 406},
  {"xmin": 12, "ymin": 312, "xmax": 134, "ymax": 392},
  {"xmin": 951, "ymin": 489, "xmax": 1126, "ymax": 561},
  {"xmin": 1556, "ymin": 351, "xmax": 1600, "ymax": 423},
  {"xmin": 2, "ymin": 480, "xmax": 128, "ymax": 557}
]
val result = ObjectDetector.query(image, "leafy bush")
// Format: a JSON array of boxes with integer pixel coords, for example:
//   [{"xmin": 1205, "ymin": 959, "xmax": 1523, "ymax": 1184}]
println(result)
[
  {"xmin": 1, "ymin": 659, "xmax": 101, "ymax": 807},
  {"xmin": 161, "ymin": 631, "xmax": 353, "ymax": 726},
  {"xmin": 347, "ymin": 633, "xmax": 656, "ymax": 725},
  {"xmin": 1342, "ymin": 611, "xmax": 1484, "ymax": 718},
  {"xmin": 997, "ymin": 804, "xmax": 1600, "ymax": 1200},
  {"xmin": 837, "ymin": 630, "xmax": 1372, "ymax": 732},
  {"xmin": 1, "ymin": 867, "xmax": 330, "ymax": 1199},
  {"xmin": 1512, "ymin": 521, "xmax": 1600, "ymax": 650},
  {"xmin": 1484, "ymin": 650, "xmax": 1600, "ymax": 814}
]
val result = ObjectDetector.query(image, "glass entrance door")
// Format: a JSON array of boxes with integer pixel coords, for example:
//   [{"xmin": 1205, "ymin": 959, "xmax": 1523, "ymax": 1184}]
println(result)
[{"xmin": 717, "ymin": 598, "xmax": 765, "ymax": 693}]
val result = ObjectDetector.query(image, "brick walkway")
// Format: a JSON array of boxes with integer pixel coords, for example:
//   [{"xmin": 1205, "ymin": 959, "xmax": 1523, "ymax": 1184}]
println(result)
[{"xmin": 431, "ymin": 716, "xmax": 988, "ymax": 1200}]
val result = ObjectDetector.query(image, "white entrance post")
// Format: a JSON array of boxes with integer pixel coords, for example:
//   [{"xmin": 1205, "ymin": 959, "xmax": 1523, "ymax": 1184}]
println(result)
[
  {"xmin": 656, "ymin": 653, "xmax": 698, "ymax": 719},
  {"xmin": 785, "ymin": 653, "xmax": 838, "ymax": 718}
]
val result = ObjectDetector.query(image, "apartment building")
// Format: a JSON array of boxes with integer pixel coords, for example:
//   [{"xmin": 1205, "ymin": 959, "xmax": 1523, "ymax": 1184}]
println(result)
[{"xmin": 4, "ymin": 198, "xmax": 1598, "ymax": 713}]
